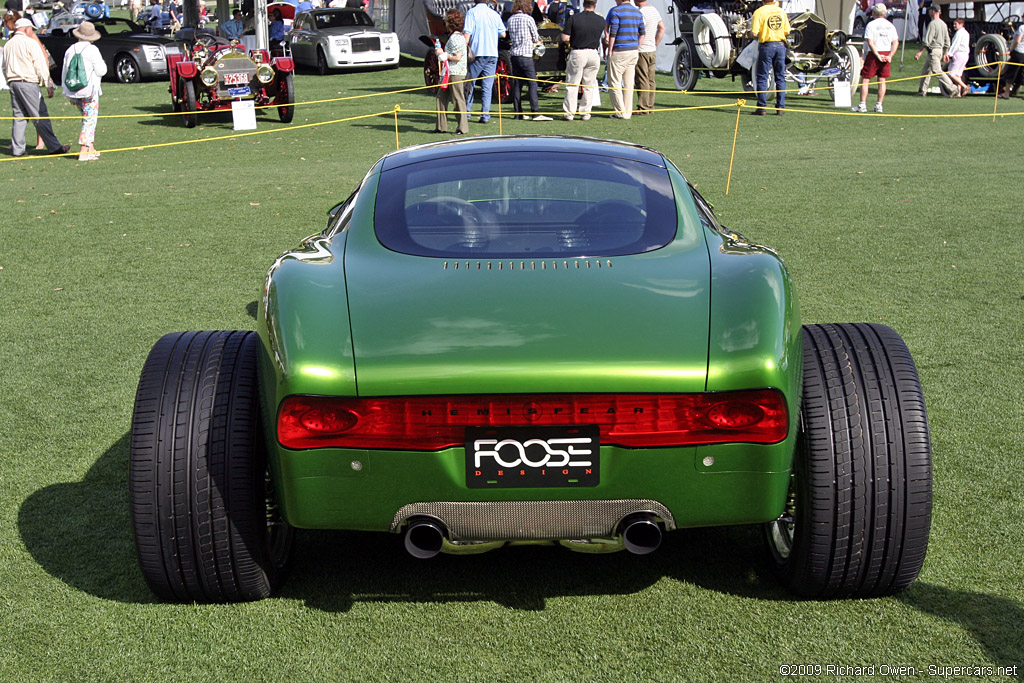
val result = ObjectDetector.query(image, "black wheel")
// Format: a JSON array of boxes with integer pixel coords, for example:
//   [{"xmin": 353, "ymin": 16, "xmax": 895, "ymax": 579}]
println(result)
[
  {"xmin": 765, "ymin": 323, "xmax": 932, "ymax": 599},
  {"xmin": 827, "ymin": 44, "xmax": 861, "ymax": 102},
  {"xmin": 115, "ymin": 53, "xmax": 141, "ymax": 84},
  {"xmin": 316, "ymin": 47, "xmax": 329, "ymax": 76},
  {"xmin": 494, "ymin": 50, "xmax": 513, "ymax": 104},
  {"xmin": 181, "ymin": 79, "xmax": 197, "ymax": 127},
  {"xmin": 673, "ymin": 36, "xmax": 698, "ymax": 91},
  {"xmin": 745, "ymin": 60, "xmax": 777, "ymax": 102},
  {"xmin": 130, "ymin": 330, "xmax": 293, "ymax": 603},
  {"xmin": 276, "ymin": 72, "xmax": 295, "ymax": 122},
  {"xmin": 852, "ymin": 16, "xmax": 865, "ymax": 37},
  {"xmin": 424, "ymin": 48, "xmax": 441, "ymax": 95}
]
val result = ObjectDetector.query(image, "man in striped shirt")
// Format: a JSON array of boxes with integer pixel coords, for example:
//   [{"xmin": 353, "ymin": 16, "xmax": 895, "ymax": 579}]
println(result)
[{"xmin": 604, "ymin": 0, "xmax": 644, "ymax": 119}]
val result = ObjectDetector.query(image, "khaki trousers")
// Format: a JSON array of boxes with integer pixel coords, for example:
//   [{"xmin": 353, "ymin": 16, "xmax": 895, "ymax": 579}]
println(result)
[
  {"xmin": 919, "ymin": 49, "xmax": 955, "ymax": 94},
  {"xmin": 635, "ymin": 51, "xmax": 656, "ymax": 111},
  {"xmin": 607, "ymin": 49, "xmax": 638, "ymax": 118},
  {"xmin": 436, "ymin": 76, "xmax": 469, "ymax": 134},
  {"xmin": 562, "ymin": 48, "xmax": 600, "ymax": 116}
]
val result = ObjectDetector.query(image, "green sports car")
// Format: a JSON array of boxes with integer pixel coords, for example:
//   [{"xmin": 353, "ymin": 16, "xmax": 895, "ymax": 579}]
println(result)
[{"xmin": 130, "ymin": 136, "xmax": 932, "ymax": 603}]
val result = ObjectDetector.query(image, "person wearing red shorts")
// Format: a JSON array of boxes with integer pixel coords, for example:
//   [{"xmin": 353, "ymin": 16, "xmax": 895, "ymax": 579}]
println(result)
[{"xmin": 853, "ymin": 3, "xmax": 899, "ymax": 113}]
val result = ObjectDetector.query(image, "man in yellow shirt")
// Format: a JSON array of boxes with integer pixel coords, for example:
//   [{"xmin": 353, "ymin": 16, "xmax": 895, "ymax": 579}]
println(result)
[{"xmin": 749, "ymin": 0, "xmax": 791, "ymax": 115}]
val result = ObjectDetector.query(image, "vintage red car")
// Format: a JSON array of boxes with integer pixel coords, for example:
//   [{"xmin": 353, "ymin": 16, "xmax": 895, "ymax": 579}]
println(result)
[{"xmin": 166, "ymin": 33, "xmax": 295, "ymax": 127}]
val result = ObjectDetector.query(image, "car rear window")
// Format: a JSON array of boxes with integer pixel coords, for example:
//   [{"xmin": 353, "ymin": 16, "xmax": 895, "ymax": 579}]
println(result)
[{"xmin": 374, "ymin": 152, "xmax": 677, "ymax": 258}]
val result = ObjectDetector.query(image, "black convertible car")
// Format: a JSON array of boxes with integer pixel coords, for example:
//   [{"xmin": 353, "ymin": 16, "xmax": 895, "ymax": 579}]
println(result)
[{"xmin": 39, "ymin": 15, "xmax": 184, "ymax": 83}]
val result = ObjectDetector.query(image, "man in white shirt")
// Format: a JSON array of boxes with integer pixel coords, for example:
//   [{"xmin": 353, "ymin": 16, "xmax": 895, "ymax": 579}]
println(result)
[
  {"xmin": 853, "ymin": 3, "xmax": 898, "ymax": 113},
  {"xmin": 634, "ymin": 0, "xmax": 663, "ymax": 114},
  {"xmin": 2, "ymin": 18, "xmax": 68, "ymax": 156}
]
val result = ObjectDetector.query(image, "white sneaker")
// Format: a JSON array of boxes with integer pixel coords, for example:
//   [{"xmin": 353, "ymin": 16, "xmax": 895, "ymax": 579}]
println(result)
[
  {"xmin": 852, "ymin": 102, "xmax": 867, "ymax": 113},
  {"xmin": 532, "ymin": 115, "xmax": 553, "ymax": 121},
  {"xmin": 580, "ymin": 114, "xmax": 591, "ymax": 121},
  {"xmin": 873, "ymin": 102, "xmax": 883, "ymax": 113},
  {"xmin": 562, "ymin": 114, "xmax": 574, "ymax": 121}
]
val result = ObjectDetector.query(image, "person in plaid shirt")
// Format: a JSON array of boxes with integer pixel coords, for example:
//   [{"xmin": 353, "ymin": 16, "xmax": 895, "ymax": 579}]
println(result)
[{"xmin": 507, "ymin": 0, "xmax": 552, "ymax": 120}]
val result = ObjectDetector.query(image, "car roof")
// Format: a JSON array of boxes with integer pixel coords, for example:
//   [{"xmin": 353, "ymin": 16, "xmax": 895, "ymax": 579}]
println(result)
[{"xmin": 379, "ymin": 135, "xmax": 668, "ymax": 172}]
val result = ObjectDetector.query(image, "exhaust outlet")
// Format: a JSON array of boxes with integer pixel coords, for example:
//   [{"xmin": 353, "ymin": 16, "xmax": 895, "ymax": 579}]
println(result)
[
  {"xmin": 620, "ymin": 514, "xmax": 662, "ymax": 555},
  {"xmin": 404, "ymin": 518, "xmax": 446, "ymax": 559}
]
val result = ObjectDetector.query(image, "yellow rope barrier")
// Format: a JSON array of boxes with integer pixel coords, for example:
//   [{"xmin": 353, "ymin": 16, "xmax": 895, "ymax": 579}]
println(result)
[
  {"xmin": 726, "ymin": 99, "xmax": 744, "ymax": 196},
  {"xmin": 3, "ymin": 60, "xmax": 1022, "ymax": 163}
]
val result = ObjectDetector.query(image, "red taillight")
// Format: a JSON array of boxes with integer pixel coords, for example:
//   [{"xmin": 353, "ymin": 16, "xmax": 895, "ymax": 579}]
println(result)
[{"xmin": 277, "ymin": 391, "xmax": 788, "ymax": 451}]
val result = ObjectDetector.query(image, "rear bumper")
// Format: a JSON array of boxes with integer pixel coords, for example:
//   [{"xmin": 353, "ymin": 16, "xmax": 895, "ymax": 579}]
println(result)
[{"xmin": 269, "ymin": 441, "xmax": 794, "ymax": 535}]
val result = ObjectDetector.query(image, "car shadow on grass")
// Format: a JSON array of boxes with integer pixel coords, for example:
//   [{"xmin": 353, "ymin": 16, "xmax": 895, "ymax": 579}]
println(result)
[{"xmin": 17, "ymin": 432, "xmax": 157, "ymax": 604}]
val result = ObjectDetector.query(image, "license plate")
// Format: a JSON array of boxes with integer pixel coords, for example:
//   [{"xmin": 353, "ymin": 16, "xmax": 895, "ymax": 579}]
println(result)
[
  {"xmin": 466, "ymin": 425, "xmax": 599, "ymax": 488},
  {"xmin": 223, "ymin": 72, "xmax": 249, "ymax": 85},
  {"xmin": 227, "ymin": 86, "xmax": 251, "ymax": 97}
]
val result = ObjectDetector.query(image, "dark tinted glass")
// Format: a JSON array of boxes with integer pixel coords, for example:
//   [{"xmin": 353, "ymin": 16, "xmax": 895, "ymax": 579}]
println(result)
[{"xmin": 374, "ymin": 152, "xmax": 677, "ymax": 258}]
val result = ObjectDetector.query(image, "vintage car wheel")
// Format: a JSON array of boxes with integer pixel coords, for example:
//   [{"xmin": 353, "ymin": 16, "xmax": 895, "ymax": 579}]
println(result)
[
  {"xmin": 424, "ymin": 48, "xmax": 441, "ymax": 95},
  {"xmin": 852, "ymin": 16, "xmax": 865, "ymax": 36},
  {"xmin": 276, "ymin": 73, "xmax": 295, "ymax": 123},
  {"xmin": 316, "ymin": 47, "xmax": 330, "ymax": 76},
  {"xmin": 827, "ymin": 44, "xmax": 861, "ymax": 102},
  {"xmin": 765, "ymin": 323, "xmax": 932, "ymax": 598},
  {"xmin": 181, "ymin": 79, "xmax": 197, "ymax": 128},
  {"xmin": 673, "ymin": 36, "xmax": 699, "ymax": 91},
  {"xmin": 692, "ymin": 13, "xmax": 731, "ymax": 69},
  {"xmin": 114, "ymin": 53, "xmax": 141, "ymax": 84},
  {"xmin": 130, "ymin": 330, "xmax": 294, "ymax": 603},
  {"xmin": 973, "ymin": 34, "xmax": 1008, "ymax": 79},
  {"xmin": 493, "ymin": 50, "xmax": 513, "ymax": 104},
  {"xmin": 745, "ymin": 60, "xmax": 778, "ymax": 102}
]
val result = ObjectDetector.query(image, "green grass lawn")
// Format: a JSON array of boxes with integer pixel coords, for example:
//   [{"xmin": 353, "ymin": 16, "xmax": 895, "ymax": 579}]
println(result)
[{"xmin": 1, "ymin": 59, "xmax": 1022, "ymax": 681}]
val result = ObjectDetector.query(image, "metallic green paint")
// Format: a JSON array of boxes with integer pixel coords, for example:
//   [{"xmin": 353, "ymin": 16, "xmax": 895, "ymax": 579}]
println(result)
[{"xmin": 257, "ymin": 137, "xmax": 801, "ymax": 539}]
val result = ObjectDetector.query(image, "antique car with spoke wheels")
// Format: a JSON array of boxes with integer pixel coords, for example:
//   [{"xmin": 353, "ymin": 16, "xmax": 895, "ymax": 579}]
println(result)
[
  {"xmin": 670, "ymin": 0, "xmax": 859, "ymax": 99},
  {"xmin": 166, "ymin": 32, "xmax": 295, "ymax": 128},
  {"xmin": 130, "ymin": 136, "xmax": 932, "ymax": 602}
]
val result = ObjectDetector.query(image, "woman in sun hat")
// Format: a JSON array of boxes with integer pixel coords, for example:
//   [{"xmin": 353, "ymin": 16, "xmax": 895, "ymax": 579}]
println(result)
[{"xmin": 61, "ymin": 20, "xmax": 107, "ymax": 160}]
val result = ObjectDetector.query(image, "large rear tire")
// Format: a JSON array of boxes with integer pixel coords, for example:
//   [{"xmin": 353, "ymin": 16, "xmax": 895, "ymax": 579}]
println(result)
[
  {"xmin": 424, "ymin": 48, "xmax": 441, "ymax": 95},
  {"xmin": 827, "ymin": 44, "xmax": 861, "ymax": 102},
  {"xmin": 765, "ymin": 323, "xmax": 932, "ymax": 598},
  {"xmin": 745, "ymin": 59, "xmax": 777, "ymax": 103},
  {"xmin": 130, "ymin": 330, "xmax": 293, "ymax": 603},
  {"xmin": 673, "ymin": 36, "xmax": 699, "ymax": 91},
  {"xmin": 494, "ymin": 50, "xmax": 513, "ymax": 104}
]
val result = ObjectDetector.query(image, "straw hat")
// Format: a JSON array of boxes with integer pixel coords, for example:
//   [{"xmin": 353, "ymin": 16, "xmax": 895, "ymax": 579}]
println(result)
[{"xmin": 73, "ymin": 20, "xmax": 101, "ymax": 41}]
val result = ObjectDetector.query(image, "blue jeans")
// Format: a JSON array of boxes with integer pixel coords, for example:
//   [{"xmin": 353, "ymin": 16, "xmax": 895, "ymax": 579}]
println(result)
[
  {"xmin": 756, "ymin": 41, "xmax": 787, "ymax": 110},
  {"xmin": 465, "ymin": 55, "xmax": 497, "ymax": 120}
]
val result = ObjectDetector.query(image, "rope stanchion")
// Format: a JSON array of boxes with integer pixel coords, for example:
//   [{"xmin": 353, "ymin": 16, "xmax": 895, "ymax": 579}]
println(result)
[
  {"xmin": 393, "ymin": 105, "xmax": 401, "ymax": 150},
  {"xmin": 726, "ymin": 99, "xmax": 744, "ymax": 196},
  {"xmin": 497, "ymin": 71, "xmax": 503, "ymax": 135},
  {"xmin": 993, "ymin": 59, "xmax": 1003, "ymax": 122}
]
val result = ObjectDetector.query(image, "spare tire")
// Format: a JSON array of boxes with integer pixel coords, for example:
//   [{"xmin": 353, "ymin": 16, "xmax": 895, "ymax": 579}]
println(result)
[
  {"xmin": 973, "ymin": 33, "xmax": 1008, "ymax": 79},
  {"xmin": 693, "ymin": 13, "xmax": 732, "ymax": 70}
]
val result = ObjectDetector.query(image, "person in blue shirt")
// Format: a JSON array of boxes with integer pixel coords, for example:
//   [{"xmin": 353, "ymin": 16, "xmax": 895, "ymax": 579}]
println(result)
[
  {"xmin": 220, "ymin": 8, "xmax": 245, "ymax": 40},
  {"xmin": 269, "ymin": 7, "xmax": 285, "ymax": 50},
  {"xmin": 147, "ymin": 0, "xmax": 164, "ymax": 31},
  {"xmin": 604, "ymin": 0, "xmax": 643, "ymax": 119},
  {"xmin": 463, "ymin": 0, "xmax": 506, "ymax": 123},
  {"xmin": 296, "ymin": 0, "xmax": 313, "ymax": 14}
]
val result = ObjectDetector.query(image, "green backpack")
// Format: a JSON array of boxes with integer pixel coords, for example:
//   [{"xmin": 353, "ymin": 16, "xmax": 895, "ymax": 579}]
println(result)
[{"xmin": 64, "ymin": 49, "xmax": 88, "ymax": 92}]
